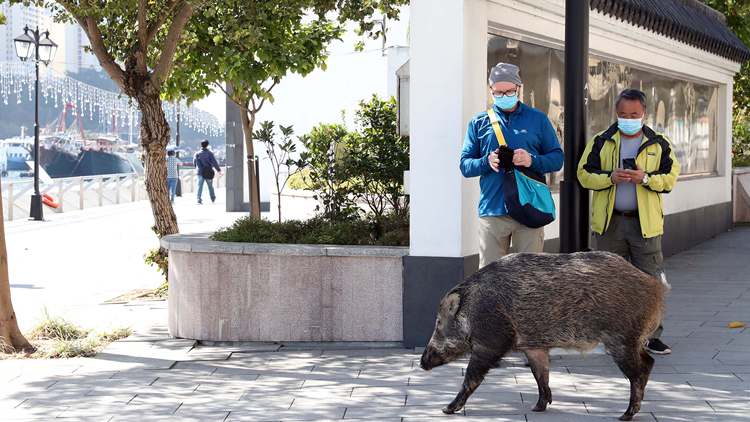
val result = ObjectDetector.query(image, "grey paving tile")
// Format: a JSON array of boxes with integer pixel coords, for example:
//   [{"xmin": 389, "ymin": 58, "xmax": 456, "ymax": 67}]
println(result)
[
  {"xmin": 705, "ymin": 399, "xmax": 750, "ymax": 413},
  {"xmin": 648, "ymin": 373, "xmax": 742, "ymax": 383},
  {"xmin": 301, "ymin": 378, "xmax": 406, "ymax": 389},
  {"xmin": 0, "ymin": 404, "xmax": 69, "ymax": 419},
  {"xmin": 673, "ymin": 365, "xmax": 750, "ymax": 374},
  {"xmin": 226, "ymin": 407, "xmax": 347, "ymax": 421},
  {"xmin": 0, "ymin": 398, "xmax": 26, "ymax": 410},
  {"xmin": 406, "ymin": 391, "xmax": 521, "ymax": 406},
  {"xmin": 343, "ymin": 404, "xmax": 457, "ymax": 419},
  {"xmin": 405, "ymin": 416, "xmax": 525, "ymax": 422},
  {"xmin": 290, "ymin": 395, "xmax": 406, "ymax": 409},
  {"xmin": 687, "ymin": 381, "xmax": 750, "ymax": 391},
  {"xmin": 653, "ymin": 415, "xmax": 750, "ymax": 422},
  {"xmin": 526, "ymin": 412, "xmax": 653, "ymax": 421},
  {"xmin": 54, "ymin": 416, "xmax": 116, "ymax": 422},
  {"xmin": 587, "ymin": 399, "xmax": 716, "ymax": 414}
]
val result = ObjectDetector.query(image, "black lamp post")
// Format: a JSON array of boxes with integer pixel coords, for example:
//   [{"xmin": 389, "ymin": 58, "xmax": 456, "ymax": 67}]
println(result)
[
  {"xmin": 14, "ymin": 26, "xmax": 58, "ymax": 221},
  {"xmin": 175, "ymin": 102, "xmax": 182, "ymax": 197}
]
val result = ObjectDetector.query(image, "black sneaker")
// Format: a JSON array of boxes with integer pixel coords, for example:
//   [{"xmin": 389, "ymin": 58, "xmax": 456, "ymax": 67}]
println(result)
[{"xmin": 645, "ymin": 339, "xmax": 671, "ymax": 355}]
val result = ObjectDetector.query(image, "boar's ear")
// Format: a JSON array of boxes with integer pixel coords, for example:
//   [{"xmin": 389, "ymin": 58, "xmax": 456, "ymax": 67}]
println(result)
[{"xmin": 441, "ymin": 293, "xmax": 461, "ymax": 316}]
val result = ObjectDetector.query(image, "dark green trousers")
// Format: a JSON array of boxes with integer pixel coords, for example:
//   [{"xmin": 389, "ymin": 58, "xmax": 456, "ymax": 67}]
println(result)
[{"xmin": 595, "ymin": 213, "xmax": 664, "ymax": 339}]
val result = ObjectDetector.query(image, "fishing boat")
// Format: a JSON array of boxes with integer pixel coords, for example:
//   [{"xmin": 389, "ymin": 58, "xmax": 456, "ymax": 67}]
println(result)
[
  {"xmin": 1, "ymin": 127, "xmax": 33, "ymax": 171},
  {"xmin": 38, "ymin": 104, "xmax": 143, "ymax": 178}
]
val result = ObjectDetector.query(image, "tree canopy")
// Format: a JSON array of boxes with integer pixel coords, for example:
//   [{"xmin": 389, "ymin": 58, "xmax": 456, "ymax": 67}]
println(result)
[{"xmin": 700, "ymin": 0, "xmax": 750, "ymax": 163}]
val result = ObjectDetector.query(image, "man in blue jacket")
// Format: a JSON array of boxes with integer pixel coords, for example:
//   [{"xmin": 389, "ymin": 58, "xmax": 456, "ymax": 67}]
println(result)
[
  {"xmin": 194, "ymin": 139, "xmax": 222, "ymax": 204},
  {"xmin": 461, "ymin": 63, "xmax": 564, "ymax": 268}
]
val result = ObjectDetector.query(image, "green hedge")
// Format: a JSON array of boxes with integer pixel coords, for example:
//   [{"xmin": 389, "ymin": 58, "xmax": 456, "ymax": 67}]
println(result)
[{"xmin": 211, "ymin": 212, "xmax": 408, "ymax": 246}]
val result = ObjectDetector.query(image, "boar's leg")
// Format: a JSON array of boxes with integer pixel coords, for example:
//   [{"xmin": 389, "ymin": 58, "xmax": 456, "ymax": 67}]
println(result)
[
  {"xmin": 443, "ymin": 350, "xmax": 504, "ymax": 414},
  {"xmin": 524, "ymin": 349, "xmax": 552, "ymax": 411},
  {"xmin": 608, "ymin": 341, "xmax": 654, "ymax": 421}
]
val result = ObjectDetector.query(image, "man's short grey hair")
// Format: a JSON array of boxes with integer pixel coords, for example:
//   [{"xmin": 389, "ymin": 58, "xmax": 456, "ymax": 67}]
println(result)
[{"xmin": 615, "ymin": 89, "xmax": 647, "ymax": 111}]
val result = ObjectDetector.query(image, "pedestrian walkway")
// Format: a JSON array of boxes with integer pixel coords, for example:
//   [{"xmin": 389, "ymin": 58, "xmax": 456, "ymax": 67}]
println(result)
[
  {"xmin": 4, "ymin": 186, "xmax": 239, "ymax": 334},
  {"xmin": 2, "ymin": 193, "xmax": 750, "ymax": 420}
]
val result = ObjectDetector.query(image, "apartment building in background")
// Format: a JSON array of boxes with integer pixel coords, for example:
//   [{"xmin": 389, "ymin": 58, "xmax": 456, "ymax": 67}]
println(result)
[{"xmin": 1, "ymin": 1, "xmax": 98, "ymax": 74}]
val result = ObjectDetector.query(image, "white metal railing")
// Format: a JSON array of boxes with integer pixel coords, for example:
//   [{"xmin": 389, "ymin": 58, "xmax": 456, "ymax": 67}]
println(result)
[{"xmin": 1, "ymin": 168, "xmax": 223, "ymax": 221}]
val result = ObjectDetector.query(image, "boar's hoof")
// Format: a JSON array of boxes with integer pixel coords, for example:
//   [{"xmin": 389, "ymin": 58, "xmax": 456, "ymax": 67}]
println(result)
[
  {"xmin": 618, "ymin": 414, "xmax": 634, "ymax": 421},
  {"xmin": 532, "ymin": 403, "xmax": 547, "ymax": 412},
  {"xmin": 442, "ymin": 403, "xmax": 463, "ymax": 414}
]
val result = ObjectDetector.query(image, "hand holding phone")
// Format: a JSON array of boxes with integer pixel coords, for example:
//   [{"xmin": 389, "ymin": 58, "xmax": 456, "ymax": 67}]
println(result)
[{"xmin": 622, "ymin": 158, "xmax": 637, "ymax": 170}]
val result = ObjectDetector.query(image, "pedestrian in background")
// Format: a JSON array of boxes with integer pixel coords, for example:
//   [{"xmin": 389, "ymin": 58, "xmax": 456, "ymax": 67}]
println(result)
[
  {"xmin": 193, "ymin": 139, "xmax": 222, "ymax": 204},
  {"xmin": 166, "ymin": 150, "xmax": 181, "ymax": 204}
]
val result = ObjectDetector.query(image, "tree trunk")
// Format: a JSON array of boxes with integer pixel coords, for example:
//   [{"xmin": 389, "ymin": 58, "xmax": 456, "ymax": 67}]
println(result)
[
  {"xmin": 0, "ymin": 174, "xmax": 34, "ymax": 354},
  {"xmin": 137, "ymin": 91, "xmax": 179, "ymax": 238},
  {"xmin": 277, "ymin": 179, "xmax": 282, "ymax": 222},
  {"xmin": 239, "ymin": 109, "xmax": 261, "ymax": 218}
]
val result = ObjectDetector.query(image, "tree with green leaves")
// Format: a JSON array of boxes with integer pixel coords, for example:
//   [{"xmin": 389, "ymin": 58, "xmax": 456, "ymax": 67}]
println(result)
[
  {"xmin": 255, "ymin": 121, "xmax": 304, "ymax": 222},
  {"xmin": 347, "ymin": 95, "xmax": 409, "ymax": 218},
  {"xmin": 0, "ymin": 173, "xmax": 34, "ymax": 354},
  {"xmin": 166, "ymin": 0, "xmax": 341, "ymax": 216},
  {"xmin": 23, "ymin": 0, "xmax": 215, "ymax": 262},
  {"xmin": 299, "ymin": 122, "xmax": 357, "ymax": 219},
  {"xmin": 166, "ymin": 0, "xmax": 407, "ymax": 217},
  {"xmin": 700, "ymin": 0, "xmax": 750, "ymax": 164}
]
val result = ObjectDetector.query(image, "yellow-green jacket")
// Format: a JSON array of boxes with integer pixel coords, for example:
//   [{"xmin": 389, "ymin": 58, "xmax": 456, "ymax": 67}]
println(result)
[{"xmin": 577, "ymin": 123, "xmax": 680, "ymax": 238}]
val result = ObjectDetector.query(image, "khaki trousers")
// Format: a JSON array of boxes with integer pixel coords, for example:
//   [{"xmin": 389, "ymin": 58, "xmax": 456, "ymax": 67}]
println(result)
[
  {"xmin": 479, "ymin": 215, "xmax": 545, "ymax": 269},
  {"xmin": 595, "ymin": 213, "xmax": 664, "ymax": 339}
]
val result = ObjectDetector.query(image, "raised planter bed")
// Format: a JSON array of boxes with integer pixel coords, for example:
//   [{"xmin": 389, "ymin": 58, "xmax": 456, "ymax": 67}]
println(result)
[{"xmin": 161, "ymin": 233, "xmax": 408, "ymax": 342}]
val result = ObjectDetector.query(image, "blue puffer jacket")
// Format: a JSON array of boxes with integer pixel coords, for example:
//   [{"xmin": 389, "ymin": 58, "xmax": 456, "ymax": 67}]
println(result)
[{"xmin": 460, "ymin": 102, "xmax": 564, "ymax": 218}]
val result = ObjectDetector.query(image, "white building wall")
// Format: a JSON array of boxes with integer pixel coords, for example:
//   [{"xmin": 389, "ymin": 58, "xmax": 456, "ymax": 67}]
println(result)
[
  {"xmin": 409, "ymin": 0, "xmax": 739, "ymax": 259},
  {"xmin": 64, "ymin": 22, "xmax": 97, "ymax": 73}
]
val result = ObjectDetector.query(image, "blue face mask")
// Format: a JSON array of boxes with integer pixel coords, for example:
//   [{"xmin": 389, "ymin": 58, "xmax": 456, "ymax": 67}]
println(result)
[
  {"xmin": 494, "ymin": 94, "xmax": 519, "ymax": 110},
  {"xmin": 618, "ymin": 117, "xmax": 643, "ymax": 136}
]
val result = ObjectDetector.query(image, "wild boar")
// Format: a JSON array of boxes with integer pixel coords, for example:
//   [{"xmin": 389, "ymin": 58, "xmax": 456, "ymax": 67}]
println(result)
[{"xmin": 420, "ymin": 251, "xmax": 668, "ymax": 421}]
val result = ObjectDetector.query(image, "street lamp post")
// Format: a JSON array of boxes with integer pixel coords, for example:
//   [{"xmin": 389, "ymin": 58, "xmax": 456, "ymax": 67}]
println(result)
[
  {"xmin": 14, "ymin": 26, "xmax": 57, "ymax": 221},
  {"xmin": 176, "ymin": 102, "xmax": 182, "ymax": 197}
]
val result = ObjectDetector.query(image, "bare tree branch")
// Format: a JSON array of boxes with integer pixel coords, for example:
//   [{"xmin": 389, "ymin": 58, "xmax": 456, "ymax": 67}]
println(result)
[
  {"xmin": 256, "ymin": 81, "xmax": 278, "ymax": 113},
  {"xmin": 145, "ymin": 0, "xmax": 180, "ymax": 45},
  {"xmin": 137, "ymin": 0, "xmax": 148, "ymax": 74},
  {"xmin": 215, "ymin": 81, "xmax": 250, "ymax": 113},
  {"xmin": 152, "ymin": 1, "xmax": 196, "ymax": 83},
  {"xmin": 57, "ymin": 2, "xmax": 126, "ymax": 91}
]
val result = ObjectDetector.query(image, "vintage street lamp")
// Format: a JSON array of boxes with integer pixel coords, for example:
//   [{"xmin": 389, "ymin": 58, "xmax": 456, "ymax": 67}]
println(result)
[{"xmin": 14, "ymin": 26, "xmax": 58, "ymax": 220}]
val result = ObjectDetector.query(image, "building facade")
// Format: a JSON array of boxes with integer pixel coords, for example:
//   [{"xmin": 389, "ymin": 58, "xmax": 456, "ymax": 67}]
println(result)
[
  {"xmin": 0, "ymin": 1, "xmax": 47, "ymax": 62},
  {"xmin": 403, "ymin": 0, "xmax": 749, "ymax": 347}
]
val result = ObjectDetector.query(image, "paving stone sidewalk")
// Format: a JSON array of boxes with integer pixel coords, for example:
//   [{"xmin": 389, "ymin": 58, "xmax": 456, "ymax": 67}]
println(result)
[{"xmin": 3, "ymin": 217, "xmax": 750, "ymax": 420}]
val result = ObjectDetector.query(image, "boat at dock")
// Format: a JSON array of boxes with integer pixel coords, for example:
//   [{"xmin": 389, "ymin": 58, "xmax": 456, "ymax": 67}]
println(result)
[
  {"xmin": 37, "ymin": 104, "xmax": 143, "ymax": 178},
  {"xmin": 1, "ymin": 127, "xmax": 33, "ymax": 171}
]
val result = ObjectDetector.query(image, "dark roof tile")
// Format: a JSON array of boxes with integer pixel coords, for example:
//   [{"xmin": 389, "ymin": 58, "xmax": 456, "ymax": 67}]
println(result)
[{"xmin": 591, "ymin": 0, "xmax": 750, "ymax": 64}]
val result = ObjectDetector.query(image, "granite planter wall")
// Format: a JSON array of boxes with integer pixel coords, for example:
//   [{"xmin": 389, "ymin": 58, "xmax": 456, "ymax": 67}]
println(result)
[{"xmin": 161, "ymin": 233, "xmax": 408, "ymax": 343}]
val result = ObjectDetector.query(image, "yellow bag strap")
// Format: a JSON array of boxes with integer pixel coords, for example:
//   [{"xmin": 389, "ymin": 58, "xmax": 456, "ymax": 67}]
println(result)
[{"xmin": 487, "ymin": 108, "xmax": 507, "ymax": 147}]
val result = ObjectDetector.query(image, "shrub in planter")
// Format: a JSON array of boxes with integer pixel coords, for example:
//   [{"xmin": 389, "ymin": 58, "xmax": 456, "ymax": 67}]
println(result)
[
  {"xmin": 347, "ymin": 95, "xmax": 409, "ymax": 218},
  {"xmin": 298, "ymin": 123, "xmax": 358, "ymax": 221},
  {"xmin": 211, "ymin": 211, "xmax": 408, "ymax": 246}
]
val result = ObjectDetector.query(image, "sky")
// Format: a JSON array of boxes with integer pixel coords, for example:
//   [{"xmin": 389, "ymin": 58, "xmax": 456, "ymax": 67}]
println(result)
[{"xmin": 190, "ymin": 8, "xmax": 410, "ymax": 127}]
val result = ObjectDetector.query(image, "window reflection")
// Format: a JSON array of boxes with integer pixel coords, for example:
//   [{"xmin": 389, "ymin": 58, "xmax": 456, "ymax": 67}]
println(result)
[{"xmin": 487, "ymin": 34, "xmax": 718, "ymax": 185}]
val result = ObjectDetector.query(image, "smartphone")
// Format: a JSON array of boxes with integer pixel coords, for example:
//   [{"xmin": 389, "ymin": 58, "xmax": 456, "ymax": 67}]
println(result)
[{"xmin": 622, "ymin": 158, "xmax": 637, "ymax": 170}]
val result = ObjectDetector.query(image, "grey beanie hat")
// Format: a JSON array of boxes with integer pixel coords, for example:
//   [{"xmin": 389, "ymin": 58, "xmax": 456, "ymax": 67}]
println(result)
[{"xmin": 488, "ymin": 62, "xmax": 522, "ymax": 87}]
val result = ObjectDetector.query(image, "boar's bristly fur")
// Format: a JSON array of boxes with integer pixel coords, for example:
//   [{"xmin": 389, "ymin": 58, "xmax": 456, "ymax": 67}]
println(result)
[{"xmin": 420, "ymin": 251, "xmax": 668, "ymax": 421}]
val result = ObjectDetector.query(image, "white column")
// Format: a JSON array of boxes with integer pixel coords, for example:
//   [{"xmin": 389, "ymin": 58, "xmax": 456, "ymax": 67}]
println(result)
[{"xmin": 410, "ymin": 0, "xmax": 487, "ymax": 258}]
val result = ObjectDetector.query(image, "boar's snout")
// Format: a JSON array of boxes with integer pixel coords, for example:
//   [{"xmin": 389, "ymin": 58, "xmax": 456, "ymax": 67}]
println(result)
[{"xmin": 420, "ymin": 345, "xmax": 444, "ymax": 371}]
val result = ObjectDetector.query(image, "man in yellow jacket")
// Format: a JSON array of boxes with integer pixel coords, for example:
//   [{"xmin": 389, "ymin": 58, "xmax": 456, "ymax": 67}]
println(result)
[{"xmin": 577, "ymin": 89, "xmax": 680, "ymax": 355}]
